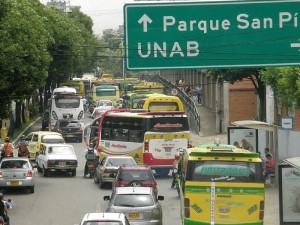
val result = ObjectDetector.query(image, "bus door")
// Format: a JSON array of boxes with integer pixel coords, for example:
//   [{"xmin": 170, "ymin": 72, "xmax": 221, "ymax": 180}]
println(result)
[{"xmin": 183, "ymin": 159, "xmax": 264, "ymax": 225}]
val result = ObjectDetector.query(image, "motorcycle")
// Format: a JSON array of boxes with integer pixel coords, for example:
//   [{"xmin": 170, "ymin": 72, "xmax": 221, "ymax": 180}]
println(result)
[
  {"xmin": 172, "ymin": 167, "xmax": 180, "ymax": 196},
  {"xmin": 86, "ymin": 160, "xmax": 96, "ymax": 178}
]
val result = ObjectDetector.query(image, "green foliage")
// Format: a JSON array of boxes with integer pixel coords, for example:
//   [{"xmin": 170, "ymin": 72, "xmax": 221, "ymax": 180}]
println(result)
[
  {"xmin": 260, "ymin": 67, "xmax": 300, "ymax": 107},
  {"xmin": 29, "ymin": 102, "xmax": 40, "ymax": 118}
]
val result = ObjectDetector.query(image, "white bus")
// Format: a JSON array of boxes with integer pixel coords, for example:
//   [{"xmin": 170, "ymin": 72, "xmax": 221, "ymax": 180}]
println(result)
[{"xmin": 49, "ymin": 87, "xmax": 84, "ymax": 130}]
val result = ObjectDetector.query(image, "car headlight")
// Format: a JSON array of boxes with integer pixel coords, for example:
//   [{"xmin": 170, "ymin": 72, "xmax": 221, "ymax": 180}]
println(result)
[{"xmin": 152, "ymin": 208, "xmax": 161, "ymax": 215}]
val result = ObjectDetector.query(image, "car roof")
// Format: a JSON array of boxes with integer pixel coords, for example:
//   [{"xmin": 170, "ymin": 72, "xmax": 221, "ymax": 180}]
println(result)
[
  {"xmin": 115, "ymin": 187, "xmax": 152, "ymax": 195},
  {"xmin": 29, "ymin": 131, "xmax": 62, "ymax": 135},
  {"xmin": 43, "ymin": 143, "xmax": 73, "ymax": 148},
  {"xmin": 82, "ymin": 212, "xmax": 126, "ymax": 221},
  {"xmin": 106, "ymin": 156, "xmax": 135, "ymax": 159},
  {"xmin": 1, "ymin": 157, "xmax": 30, "ymax": 162}
]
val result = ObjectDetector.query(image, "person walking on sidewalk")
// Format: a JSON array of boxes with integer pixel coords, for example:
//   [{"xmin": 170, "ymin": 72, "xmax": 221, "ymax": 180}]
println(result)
[{"xmin": 196, "ymin": 85, "xmax": 203, "ymax": 105}]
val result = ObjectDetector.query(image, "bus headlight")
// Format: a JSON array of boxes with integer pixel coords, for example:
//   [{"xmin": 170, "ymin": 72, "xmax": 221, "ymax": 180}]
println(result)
[
  {"xmin": 52, "ymin": 111, "xmax": 58, "ymax": 120},
  {"xmin": 77, "ymin": 110, "xmax": 84, "ymax": 120}
]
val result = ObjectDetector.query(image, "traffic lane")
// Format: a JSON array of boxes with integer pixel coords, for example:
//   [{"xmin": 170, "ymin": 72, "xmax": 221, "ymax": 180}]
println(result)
[{"xmin": 6, "ymin": 141, "xmax": 108, "ymax": 225}]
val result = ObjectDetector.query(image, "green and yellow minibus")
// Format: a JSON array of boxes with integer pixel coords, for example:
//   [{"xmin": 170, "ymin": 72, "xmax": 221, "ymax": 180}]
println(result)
[{"xmin": 179, "ymin": 144, "xmax": 264, "ymax": 225}]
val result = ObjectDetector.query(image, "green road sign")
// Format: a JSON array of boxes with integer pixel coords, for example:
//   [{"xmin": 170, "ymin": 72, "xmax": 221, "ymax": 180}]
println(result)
[{"xmin": 124, "ymin": 0, "xmax": 300, "ymax": 70}]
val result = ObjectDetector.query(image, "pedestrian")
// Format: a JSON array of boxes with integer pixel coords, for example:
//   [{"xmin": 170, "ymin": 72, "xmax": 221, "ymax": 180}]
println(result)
[
  {"xmin": 240, "ymin": 139, "xmax": 253, "ymax": 151},
  {"xmin": 264, "ymin": 153, "xmax": 275, "ymax": 180},
  {"xmin": 196, "ymin": 85, "xmax": 203, "ymax": 104},
  {"xmin": 185, "ymin": 85, "xmax": 191, "ymax": 95}
]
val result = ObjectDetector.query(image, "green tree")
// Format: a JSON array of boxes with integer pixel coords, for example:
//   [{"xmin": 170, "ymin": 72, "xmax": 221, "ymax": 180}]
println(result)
[
  {"xmin": 0, "ymin": 0, "xmax": 52, "ymax": 128},
  {"xmin": 260, "ymin": 67, "xmax": 300, "ymax": 109},
  {"xmin": 207, "ymin": 69, "xmax": 266, "ymax": 121}
]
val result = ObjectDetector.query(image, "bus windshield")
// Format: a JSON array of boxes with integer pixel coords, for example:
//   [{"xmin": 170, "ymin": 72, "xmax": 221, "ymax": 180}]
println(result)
[
  {"xmin": 187, "ymin": 160, "xmax": 264, "ymax": 183},
  {"xmin": 147, "ymin": 117, "xmax": 189, "ymax": 132},
  {"xmin": 54, "ymin": 96, "xmax": 81, "ymax": 108},
  {"xmin": 96, "ymin": 88, "xmax": 116, "ymax": 97}
]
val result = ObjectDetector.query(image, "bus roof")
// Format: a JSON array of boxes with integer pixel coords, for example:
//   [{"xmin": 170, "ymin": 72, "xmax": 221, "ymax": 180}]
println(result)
[
  {"xmin": 53, "ymin": 87, "xmax": 76, "ymax": 95},
  {"xmin": 133, "ymin": 82, "xmax": 164, "ymax": 89},
  {"xmin": 102, "ymin": 109, "xmax": 187, "ymax": 118},
  {"xmin": 186, "ymin": 144, "xmax": 260, "ymax": 159}
]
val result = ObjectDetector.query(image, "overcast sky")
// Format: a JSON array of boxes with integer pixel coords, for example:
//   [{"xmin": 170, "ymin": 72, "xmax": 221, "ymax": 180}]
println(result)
[{"xmin": 69, "ymin": 0, "xmax": 133, "ymax": 36}]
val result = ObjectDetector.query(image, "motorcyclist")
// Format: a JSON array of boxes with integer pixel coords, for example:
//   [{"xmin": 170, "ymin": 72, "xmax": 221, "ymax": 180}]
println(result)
[
  {"xmin": 171, "ymin": 152, "xmax": 181, "ymax": 188},
  {"xmin": 0, "ymin": 193, "xmax": 10, "ymax": 225},
  {"xmin": 1, "ymin": 137, "xmax": 14, "ymax": 159},
  {"xmin": 84, "ymin": 145, "xmax": 98, "ymax": 177},
  {"xmin": 17, "ymin": 135, "xmax": 29, "ymax": 158}
]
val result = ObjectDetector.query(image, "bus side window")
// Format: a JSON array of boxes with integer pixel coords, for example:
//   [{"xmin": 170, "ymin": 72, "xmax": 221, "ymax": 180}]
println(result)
[{"xmin": 129, "ymin": 130, "xmax": 143, "ymax": 142}]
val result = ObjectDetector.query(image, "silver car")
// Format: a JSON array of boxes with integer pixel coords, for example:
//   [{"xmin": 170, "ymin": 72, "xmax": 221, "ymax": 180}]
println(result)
[
  {"xmin": 80, "ymin": 212, "xmax": 130, "ymax": 225},
  {"xmin": 94, "ymin": 156, "xmax": 137, "ymax": 188},
  {"xmin": 0, "ymin": 157, "xmax": 35, "ymax": 193},
  {"xmin": 104, "ymin": 187, "xmax": 164, "ymax": 225}
]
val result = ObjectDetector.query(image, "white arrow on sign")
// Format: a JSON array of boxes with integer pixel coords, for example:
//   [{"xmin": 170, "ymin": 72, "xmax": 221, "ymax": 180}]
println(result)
[{"xmin": 138, "ymin": 14, "xmax": 152, "ymax": 32}]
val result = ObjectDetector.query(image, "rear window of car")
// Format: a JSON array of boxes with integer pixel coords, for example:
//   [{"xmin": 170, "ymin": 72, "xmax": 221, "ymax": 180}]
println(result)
[
  {"xmin": 83, "ymin": 222, "xmax": 123, "ymax": 225},
  {"xmin": 106, "ymin": 158, "xmax": 137, "ymax": 167},
  {"xmin": 114, "ymin": 194, "xmax": 154, "ymax": 207},
  {"xmin": 49, "ymin": 146, "xmax": 74, "ymax": 155},
  {"xmin": 119, "ymin": 171, "xmax": 153, "ymax": 181},
  {"xmin": 1, "ymin": 160, "xmax": 29, "ymax": 169},
  {"xmin": 42, "ymin": 134, "xmax": 65, "ymax": 143}
]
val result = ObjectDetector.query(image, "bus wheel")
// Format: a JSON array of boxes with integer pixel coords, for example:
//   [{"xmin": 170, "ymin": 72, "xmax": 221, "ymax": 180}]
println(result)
[{"xmin": 156, "ymin": 168, "xmax": 170, "ymax": 177}]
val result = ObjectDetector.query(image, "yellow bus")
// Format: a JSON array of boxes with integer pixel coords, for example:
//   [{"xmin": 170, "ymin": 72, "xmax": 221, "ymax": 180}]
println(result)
[
  {"xmin": 85, "ymin": 109, "xmax": 190, "ymax": 177},
  {"xmin": 59, "ymin": 80, "xmax": 85, "ymax": 97},
  {"xmin": 92, "ymin": 84, "xmax": 120, "ymax": 106},
  {"xmin": 141, "ymin": 95, "xmax": 184, "ymax": 112},
  {"xmin": 133, "ymin": 82, "xmax": 165, "ymax": 94},
  {"xmin": 179, "ymin": 143, "xmax": 264, "ymax": 225}
]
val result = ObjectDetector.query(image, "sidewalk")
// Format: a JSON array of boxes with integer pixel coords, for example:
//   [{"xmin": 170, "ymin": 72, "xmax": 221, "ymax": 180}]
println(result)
[{"xmin": 189, "ymin": 104, "xmax": 280, "ymax": 225}]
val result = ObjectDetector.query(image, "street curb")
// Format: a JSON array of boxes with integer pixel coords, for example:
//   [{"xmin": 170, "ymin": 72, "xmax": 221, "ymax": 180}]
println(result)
[{"xmin": 12, "ymin": 117, "xmax": 41, "ymax": 145}]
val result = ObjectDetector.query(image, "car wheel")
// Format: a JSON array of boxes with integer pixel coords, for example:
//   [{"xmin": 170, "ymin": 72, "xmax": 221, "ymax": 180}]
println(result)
[
  {"xmin": 71, "ymin": 169, "xmax": 76, "ymax": 177},
  {"xmin": 93, "ymin": 174, "xmax": 99, "ymax": 183},
  {"xmin": 128, "ymin": 180, "xmax": 144, "ymax": 187},
  {"xmin": 98, "ymin": 176, "xmax": 104, "ymax": 188},
  {"xmin": 42, "ymin": 167, "xmax": 48, "ymax": 177},
  {"xmin": 29, "ymin": 186, "xmax": 34, "ymax": 193},
  {"xmin": 37, "ymin": 163, "xmax": 42, "ymax": 173}
]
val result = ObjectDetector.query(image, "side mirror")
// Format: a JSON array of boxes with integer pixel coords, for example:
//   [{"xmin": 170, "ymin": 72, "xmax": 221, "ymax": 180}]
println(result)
[
  {"xmin": 103, "ymin": 196, "xmax": 110, "ymax": 201},
  {"xmin": 157, "ymin": 196, "xmax": 164, "ymax": 201}
]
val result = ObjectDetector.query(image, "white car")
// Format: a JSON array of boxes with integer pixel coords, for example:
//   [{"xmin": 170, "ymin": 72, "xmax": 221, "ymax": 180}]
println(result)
[
  {"xmin": 96, "ymin": 100, "xmax": 114, "ymax": 109},
  {"xmin": 36, "ymin": 144, "xmax": 78, "ymax": 177},
  {"xmin": 80, "ymin": 212, "xmax": 130, "ymax": 225}
]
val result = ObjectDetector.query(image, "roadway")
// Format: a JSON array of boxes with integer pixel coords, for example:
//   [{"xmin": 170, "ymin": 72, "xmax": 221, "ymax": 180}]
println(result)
[{"xmin": 7, "ymin": 107, "xmax": 280, "ymax": 225}]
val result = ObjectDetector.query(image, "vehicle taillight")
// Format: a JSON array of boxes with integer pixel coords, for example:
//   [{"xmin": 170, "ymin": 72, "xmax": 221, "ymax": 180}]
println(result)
[
  {"xmin": 78, "ymin": 110, "xmax": 84, "ymax": 120},
  {"xmin": 78, "ymin": 127, "xmax": 83, "ymax": 132},
  {"xmin": 57, "ymin": 128, "xmax": 62, "ymax": 133},
  {"xmin": 52, "ymin": 111, "xmax": 58, "ymax": 120},
  {"xmin": 26, "ymin": 170, "xmax": 33, "ymax": 177},
  {"xmin": 47, "ymin": 160, "xmax": 56, "ymax": 166},
  {"xmin": 0, "ymin": 171, "xmax": 3, "ymax": 178},
  {"xmin": 184, "ymin": 198, "xmax": 190, "ymax": 218},
  {"xmin": 144, "ymin": 140, "xmax": 149, "ymax": 152}
]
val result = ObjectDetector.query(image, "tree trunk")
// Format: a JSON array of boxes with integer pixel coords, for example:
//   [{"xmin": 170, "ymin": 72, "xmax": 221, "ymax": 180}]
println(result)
[
  {"xmin": 22, "ymin": 101, "xmax": 26, "ymax": 123},
  {"xmin": 39, "ymin": 87, "xmax": 44, "ymax": 113},
  {"xmin": 15, "ymin": 101, "xmax": 22, "ymax": 128}
]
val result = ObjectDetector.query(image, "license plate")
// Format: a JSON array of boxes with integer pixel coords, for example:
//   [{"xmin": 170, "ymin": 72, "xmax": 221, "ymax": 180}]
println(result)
[
  {"xmin": 10, "ymin": 181, "xmax": 20, "ymax": 186},
  {"xmin": 59, "ymin": 162, "xmax": 66, "ymax": 167},
  {"xmin": 66, "ymin": 134, "xmax": 73, "ymax": 137},
  {"xmin": 88, "ymin": 164, "xmax": 94, "ymax": 168},
  {"xmin": 128, "ymin": 213, "xmax": 140, "ymax": 219}
]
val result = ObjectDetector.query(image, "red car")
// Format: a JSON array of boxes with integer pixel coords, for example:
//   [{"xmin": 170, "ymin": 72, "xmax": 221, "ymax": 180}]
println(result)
[{"xmin": 113, "ymin": 165, "xmax": 158, "ymax": 193}]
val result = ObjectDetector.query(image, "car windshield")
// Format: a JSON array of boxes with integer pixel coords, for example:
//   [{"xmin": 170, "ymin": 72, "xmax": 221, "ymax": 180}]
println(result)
[
  {"xmin": 106, "ymin": 158, "xmax": 136, "ymax": 167},
  {"xmin": 49, "ymin": 146, "xmax": 74, "ymax": 155},
  {"xmin": 1, "ymin": 160, "xmax": 29, "ymax": 169},
  {"xmin": 83, "ymin": 222, "xmax": 122, "ymax": 225},
  {"xmin": 42, "ymin": 135, "xmax": 65, "ymax": 143},
  {"xmin": 114, "ymin": 194, "xmax": 154, "ymax": 207}
]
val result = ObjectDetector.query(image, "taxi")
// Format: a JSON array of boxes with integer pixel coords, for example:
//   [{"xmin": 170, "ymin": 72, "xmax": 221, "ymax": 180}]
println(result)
[{"xmin": 26, "ymin": 131, "xmax": 65, "ymax": 160}]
